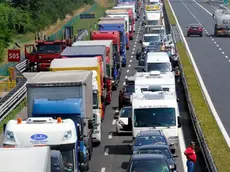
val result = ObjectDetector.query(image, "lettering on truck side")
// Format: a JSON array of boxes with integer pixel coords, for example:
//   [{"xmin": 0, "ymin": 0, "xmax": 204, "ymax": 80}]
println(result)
[
  {"xmin": 223, "ymin": 20, "xmax": 230, "ymax": 25},
  {"xmin": 136, "ymin": 105, "xmax": 169, "ymax": 108}
]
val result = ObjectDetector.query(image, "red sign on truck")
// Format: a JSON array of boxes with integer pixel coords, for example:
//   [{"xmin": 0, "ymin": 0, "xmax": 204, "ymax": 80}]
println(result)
[{"xmin": 8, "ymin": 49, "xmax": 21, "ymax": 62}]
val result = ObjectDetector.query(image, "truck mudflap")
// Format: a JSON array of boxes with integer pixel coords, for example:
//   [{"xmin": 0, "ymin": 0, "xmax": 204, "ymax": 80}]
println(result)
[{"xmin": 106, "ymin": 79, "xmax": 112, "ymax": 104}]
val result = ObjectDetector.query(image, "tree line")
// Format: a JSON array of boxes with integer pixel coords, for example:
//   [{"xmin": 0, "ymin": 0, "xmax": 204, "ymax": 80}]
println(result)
[{"xmin": 0, "ymin": 0, "xmax": 94, "ymax": 62}]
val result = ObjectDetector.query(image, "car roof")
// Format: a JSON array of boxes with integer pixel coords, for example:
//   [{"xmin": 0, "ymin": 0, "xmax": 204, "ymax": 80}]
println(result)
[
  {"xmin": 138, "ymin": 144, "xmax": 169, "ymax": 150},
  {"xmin": 138, "ymin": 130, "xmax": 163, "ymax": 136},
  {"xmin": 189, "ymin": 23, "xmax": 200, "ymax": 27},
  {"xmin": 132, "ymin": 154, "xmax": 165, "ymax": 160}
]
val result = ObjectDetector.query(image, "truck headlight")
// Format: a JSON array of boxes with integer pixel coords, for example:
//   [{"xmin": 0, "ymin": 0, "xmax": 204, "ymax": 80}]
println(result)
[
  {"xmin": 169, "ymin": 165, "xmax": 175, "ymax": 169},
  {"xmin": 6, "ymin": 131, "xmax": 15, "ymax": 141},
  {"xmin": 63, "ymin": 130, "xmax": 72, "ymax": 140}
]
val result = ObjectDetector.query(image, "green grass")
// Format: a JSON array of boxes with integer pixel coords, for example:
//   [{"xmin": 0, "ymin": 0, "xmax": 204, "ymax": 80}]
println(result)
[
  {"xmin": 164, "ymin": 0, "xmax": 230, "ymax": 171},
  {"xmin": 0, "ymin": 99, "xmax": 27, "ymax": 133}
]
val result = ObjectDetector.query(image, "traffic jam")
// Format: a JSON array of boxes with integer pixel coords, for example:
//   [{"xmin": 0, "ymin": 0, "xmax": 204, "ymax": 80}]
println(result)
[{"xmin": 0, "ymin": 0, "xmax": 184, "ymax": 171}]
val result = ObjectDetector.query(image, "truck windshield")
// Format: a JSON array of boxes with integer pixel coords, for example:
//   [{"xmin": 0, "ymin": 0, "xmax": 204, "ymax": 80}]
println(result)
[
  {"xmin": 147, "ymin": 20, "xmax": 159, "ymax": 25},
  {"xmin": 144, "ymin": 35, "xmax": 160, "ymax": 42},
  {"xmin": 134, "ymin": 108, "xmax": 176, "ymax": 127},
  {"xmin": 147, "ymin": 62, "xmax": 171, "ymax": 72},
  {"xmin": 93, "ymin": 92, "xmax": 99, "ymax": 109},
  {"xmin": 36, "ymin": 44, "xmax": 62, "ymax": 53},
  {"xmin": 60, "ymin": 150, "xmax": 74, "ymax": 172}
]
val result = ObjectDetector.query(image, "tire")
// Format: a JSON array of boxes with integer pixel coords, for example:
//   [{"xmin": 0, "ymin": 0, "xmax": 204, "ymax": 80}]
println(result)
[
  {"xmin": 200, "ymin": 34, "xmax": 203, "ymax": 37},
  {"xmin": 187, "ymin": 33, "xmax": 190, "ymax": 37}
]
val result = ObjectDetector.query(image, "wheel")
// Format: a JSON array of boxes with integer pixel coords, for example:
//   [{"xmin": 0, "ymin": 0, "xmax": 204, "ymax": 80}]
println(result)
[
  {"xmin": 187, "ymin": 33, "xmax": 190, "ymax": 37},
  {"xmin": 200, "ymin": 34, "xmax": 203, "ymax": 37}
]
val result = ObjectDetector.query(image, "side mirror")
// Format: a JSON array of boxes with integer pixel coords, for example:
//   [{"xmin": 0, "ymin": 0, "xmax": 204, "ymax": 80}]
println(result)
[
  {"xmin": 88, "ymin": 119, "xmax": 93, "ymax": 129},
  {"xmin": 3, "ymin": 124, "xmax": 6, "ymax": 133},
  {"xmin": 139, "ymin": 40, "xmax": 142, "ymax": 43},
  {"xmin": 178, "ymin": 116, "xmax": 181, "ymax": 128},
  {"xmin": 177, "ymin": 98, "xmax": 179, "ymax": 102}
]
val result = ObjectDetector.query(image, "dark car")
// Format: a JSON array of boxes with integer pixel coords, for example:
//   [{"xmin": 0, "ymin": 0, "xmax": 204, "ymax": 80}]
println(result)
[
  {"xmin": 187, "ymin": 23, "xmax": 203, "ymax": 37},
  {"xmin": 130, "ymin": 130, "xmax": 176, "ymax": 154},
  {"xmin": 126, "ymin": 154, "xmax": 174, "ymax": 172},
  {"xmin": 136, "ymin": 144, "xmax": 177, "ymax": 170},
  {"xmin": 119, "ymin": 84, "xmax": 135, "ymax": 109}
]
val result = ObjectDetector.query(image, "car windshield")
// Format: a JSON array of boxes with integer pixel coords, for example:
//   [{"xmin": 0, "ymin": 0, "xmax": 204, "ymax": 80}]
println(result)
[
  {"xmin": 147, "ymin": 62, "xmax": 171, "ymax": 72},
  {"xmin": 37, "ymin": 44, "xmax": 62, "ymax": 53},
  {"xmin": 144, "ymin": 35, "xmax": 160, "ymax": 42},
  {"xmin": 129, "ymin": 159, "xmax": 170, "ymax": 172},
  {"xmin": 138, "ymin": 148, "xmax": 171, "ymax": 159},
  {"xmin": 134, "ymin": 108, "xmax": 176, "ymax": 127},
  {"xmin": 120, "ymin": 107, "xmax": 132, "ymax": 117},
  {"xmin": 147, "ymin": 20, "xmax": 159, "ymax": 25},
  {"xmin": 134, "ymin": 135, "xmax": 167, "ymax": 146},
  {"xmin": 125, "ymin": 85, "xmax": 135, "ymax": 93}
]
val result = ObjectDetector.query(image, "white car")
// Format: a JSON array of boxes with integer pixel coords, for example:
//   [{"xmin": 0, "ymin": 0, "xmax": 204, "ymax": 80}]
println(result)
[{"xmin": 115, "ymin": 106, "xmax": 132, "ymax": 134}]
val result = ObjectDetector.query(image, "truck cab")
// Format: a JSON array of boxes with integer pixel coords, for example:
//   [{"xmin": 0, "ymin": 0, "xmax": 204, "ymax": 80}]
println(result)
[
  {"xmin": 25, "ymin": 26, "xmax": 74, "ymax": 72},
  {"xmin": 131, "ymin": 91, "xmax": 181, "ymax": 150},
  {"xmin": 98, "ymin": 20, "xmax": 127, "ymax": 67},
  {"xmin": 3, "ymin": 117, "xmax": 89, "ymax": 171}
]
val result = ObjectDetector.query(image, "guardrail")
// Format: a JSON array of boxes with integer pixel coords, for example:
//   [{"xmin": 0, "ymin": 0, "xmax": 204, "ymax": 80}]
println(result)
[
  {"xmin": 0, "ymin": 29, "xmax": 88, "ymax": 123},
  {"xmin": 162, "ymin": 2, "xmax": 218, "ymax": 172}
]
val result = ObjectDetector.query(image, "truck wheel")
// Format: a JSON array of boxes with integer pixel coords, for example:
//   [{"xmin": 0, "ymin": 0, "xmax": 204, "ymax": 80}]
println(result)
[{"xmin": 122, "ymin": 63, "xmax": 126, "ymax": 67}]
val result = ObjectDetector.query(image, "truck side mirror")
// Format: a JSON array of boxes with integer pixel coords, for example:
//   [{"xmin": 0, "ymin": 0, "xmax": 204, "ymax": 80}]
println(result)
[
  {"xmin": 88, "ymin": 120, "xmax": 93, "ymax": 129},
  {"xmin": 139, "ymin": 40, "xmax": 142, "ymax": 44},
  {"xmin": 3, "ymin": 124, "xmax": 6, "ymax": 133},
  {"xmin": 178, "ymin": 116, "xmax": 181, "ymax": 128}
]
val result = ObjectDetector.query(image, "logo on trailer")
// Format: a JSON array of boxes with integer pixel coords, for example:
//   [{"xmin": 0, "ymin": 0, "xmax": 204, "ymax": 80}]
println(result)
[{"xmin": 31, "ymin": 134, "xmax": 48, "ymax": 141}]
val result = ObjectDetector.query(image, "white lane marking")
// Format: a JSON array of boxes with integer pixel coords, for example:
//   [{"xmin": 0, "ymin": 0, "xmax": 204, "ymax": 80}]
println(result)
[
  {"xmin": 229, "ymin": 60, "xmax": 230, "ymax": 62},
  {"xmin": 171, "ymin": 0, "xmax": 230, "ymax": 147},
  {"xmin": 123, "ymin": 82, "xmax": 125, "ymax": 85},
  {"xmin": 212, "ymin": 38, "xmax": 214, "ymax": 41},
  {"xmin": 132, "ymin": 52, "xmax": 134, "ymax": 54},
  {"xmin": 219, "ymin": 48, "xmax": 222, "ymax": 51},
  {"xmin": 101, "ymin": 168, "xmax": 106, "ymax": 172},
  {"xmin": 133, "ymin": 48, "xmax": 135, "ymax": 51},
  {"xmin": 131, "ymin": 55, "xmax": 133, "ymax": 58},
  {"xmin": 104, "ymin": 148, "xmax": 109, "ymax": 156},
  {"xmin": 130, "ymin": 59, "xmax": 132, "ymax": 62},
  {"xmin": 135, "ymin": 42, "xmax": 137, "ymax": 44},
  {"xmin": 226, "ymin": 56, "xmax": 228, "ymax": 58},
  {"xmin": 134, "ymin": 44, "xmax": 136, "ymax": 47},
  {"xmin": 214, "ymin": 41, "xmax": 216, "ymax": 44},
  {"xmin": 112, "ymin": 119, "xmax": 116, "ymax": 125},
  {"xmin": 125, "ymin": 76, "xmax": 128, "ymax": 79},
  {"xmin": 108, "ymin": 132, "xmax": 113, "ymax": 139},
  {"xmin": 128, "ymin": 64, "xmax": 131, "ymax": 68},
  {"xmin": 222, "ymin": 52, "xmax": 225, "ymax": 55},
  {"xmin": 127, "ymin": 70, "xmax": 129, "ymax": 73},
  {"xmin": 216, "ymin": 45, "xmax": 219, "ymax": 47}
]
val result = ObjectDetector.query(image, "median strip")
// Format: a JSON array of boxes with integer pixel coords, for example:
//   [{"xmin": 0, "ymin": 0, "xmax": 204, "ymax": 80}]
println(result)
[{"xmin": 164, "ymin": 0, "xmax": 230, "ymax": 171}]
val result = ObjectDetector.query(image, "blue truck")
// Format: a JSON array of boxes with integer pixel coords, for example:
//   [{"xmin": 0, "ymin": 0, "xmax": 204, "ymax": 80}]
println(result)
[
  {"xmin": 26, "ymin": 70, "xmax": 94, "ymax": 171},
  {"xmin": 98, "ymin": 20, "xmax": 127, "ymax": 67}
]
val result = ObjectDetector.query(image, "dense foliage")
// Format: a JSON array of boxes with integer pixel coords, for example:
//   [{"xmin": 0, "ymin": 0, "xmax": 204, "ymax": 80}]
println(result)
[{"xmin": 0, "ymin": 0, "xmax": 94, "ymax": 61}]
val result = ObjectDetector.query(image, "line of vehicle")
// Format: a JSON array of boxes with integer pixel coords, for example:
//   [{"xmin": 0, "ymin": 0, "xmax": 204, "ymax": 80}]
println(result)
[{"xmin": 178, "ymin": 0, "xmax": 230, "ymax": 147}]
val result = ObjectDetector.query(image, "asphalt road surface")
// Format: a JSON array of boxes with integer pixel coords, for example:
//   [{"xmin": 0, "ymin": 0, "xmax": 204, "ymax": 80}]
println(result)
[
  {"xmin": 169, "ymin": 0, "xmax": 230, "ymax": 139},
  {"xmin": 88, "ymin": 18, "xmax": 207, "ymax": 172},
  {"xmin": 0, "ymin": 11, "xmax": 207, "ymax": 172}
]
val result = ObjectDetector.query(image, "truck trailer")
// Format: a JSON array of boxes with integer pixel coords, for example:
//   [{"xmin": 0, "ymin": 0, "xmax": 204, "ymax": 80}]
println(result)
[
  {"xmin": 26, "ymin": 71, "xmax": 94, "ymax": 166},
  {"xmin": 213, "ymin": 9, "xmax": 230, "ymax": 36},
  {"xmin": 0, "ymin": 146, "xmax": 51, "ymax": 172}
]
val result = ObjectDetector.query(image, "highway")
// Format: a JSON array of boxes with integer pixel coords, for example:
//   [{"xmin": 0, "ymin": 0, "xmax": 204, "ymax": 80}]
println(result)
[
  {"xmin": 169, "ymin": 0, "xmax": 230, "ymax": 139},
  {"xmin": 88, "ymin": 18, "xmax": 207, "ymax": 172},
  {"xmin": 0, "ymin": 7, "xmax": 207, "ymax": 172}
]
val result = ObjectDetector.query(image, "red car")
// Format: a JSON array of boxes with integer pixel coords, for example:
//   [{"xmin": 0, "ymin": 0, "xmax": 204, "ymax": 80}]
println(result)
[{"xmin": 187, "ymin": 24, "xmax": 203, "ymax": 37}]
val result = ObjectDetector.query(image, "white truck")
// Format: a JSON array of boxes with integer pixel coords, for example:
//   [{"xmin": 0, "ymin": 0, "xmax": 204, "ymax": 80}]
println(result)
[
  {"xmin": 3, "ymin": 117, "xmax": 89, "ymax": 171},
  {"xmin": 146, "ymin": 12, "xmax": 162, "ymax": 25},
  {"xmin": 26, "ymin": 70, "xmax": 94, "ymax": 165},
  {"xmin": 131, "ymin": 91, "xmax": 181, "ymax": 151},
  {"xmin": 213, "ymin": 9, "xmax": 230, "ymax": 36},
  {"xmin": 0, "ymin": 146, "xmax": 51, "ymax": 172},
  {"xmin": 134, "ymin": 71, "xmax": 176, "ymax": 93}
]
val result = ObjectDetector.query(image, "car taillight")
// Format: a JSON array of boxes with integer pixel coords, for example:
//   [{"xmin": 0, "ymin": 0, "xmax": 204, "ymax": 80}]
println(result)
[{"xmin": 198, "ymin": 28, "xmax": 202, "ymax": 31}]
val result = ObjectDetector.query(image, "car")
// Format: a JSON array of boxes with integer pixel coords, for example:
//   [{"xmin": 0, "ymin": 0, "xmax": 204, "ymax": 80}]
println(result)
[
  {"xmin": 135, "ymin": 144, "xmax": 177, "ymax": 171},
  {"xmin": 118, "ymin": 84, "xmax": 135, "ymax": 109},
  {"xmin": 130, "ymin": 130, "xmax": 176, "ymax": 154},
  {"xmin": 115, "ymin": 106, "xmax": 132, "ymax": 134},
  {"xmin": 187, "ymin": 23, "xmax": 203, "ymax": 37},
  {"xmin": 126, "ymin": 154, "xmax": 176, "ymax": 172}
]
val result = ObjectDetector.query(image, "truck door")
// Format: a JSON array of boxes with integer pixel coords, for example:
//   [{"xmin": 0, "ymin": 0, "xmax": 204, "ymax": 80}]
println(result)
[{"xmin": 25, "ymin": 44, "xmax": 36, "ymax": 62}]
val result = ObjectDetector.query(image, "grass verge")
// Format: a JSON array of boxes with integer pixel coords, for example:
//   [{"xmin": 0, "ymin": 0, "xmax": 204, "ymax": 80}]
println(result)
[
  {"xmin": 164, "ymin": 0, "xmax": 230, "ymax": 171},
  {"xmin": 0, "ymin": 99, "xmax": 27, "ymax": 133}
]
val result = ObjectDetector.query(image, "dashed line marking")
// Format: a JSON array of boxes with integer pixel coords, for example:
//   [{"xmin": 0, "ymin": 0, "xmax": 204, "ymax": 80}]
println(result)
[
  {"xmin": 101, "ymin": 168, "xmax": 106, "ymax": 172},
  {"xmin": 228, "ymin": 59, "xmax": 230, "ymax": 62},
  {"xmin": 222, "ymin": 52, "xmax": 225, "ymax": 54},
  {"xmin": 214, "ymin": 41, "xmax": 216, "ymax": 44},
  {"xmin": 128, "ymin": 64, "xmax": 131, "ymax": 67},
  {"xmin": 212, "ymin": 38, "xmax": 214, "ymax": 41},
  {"xmin": 132, "ymin": 52, "xmax": 134, "ymax": 54},
  {"xmin": 216, "ymin": 45, "xmax": 219, "ymax": 47},
  {"xmin": 135, "ymin": 42, "xmax": 137, "ymax": 44},
  {"xmin": 104, "ymin": 148, "xmax": 109, "ymax": 156},
  {"xmin": 134, "ymin": 44, "xmax": 136, "ymax": 47},
  {"xmin": 125, "ymin": 76, "xmax": 128, "ymax": 79},
  {"xmin": 133, "ymin": 48, "xmax": 135, "ymax": 51},
  {"xmin": 225, "ymin": 56, "xmax": 228, "ymax": 58},
  {"xmin": 131, "ymin": 55, "xmax": 133, "ymax": 58},
  {"xmin": 130, "ymin": 59, "xmax": 132, "ymax": 62},
  {"xmin": 127, "ymin": 70, "xmax": 129, "ymax": 73},
  {"xmin": 108, "ymin": 132, "xmax": 113, "ymax": 139},
  {"xmin": 219, "ymin": 48, "xmax": 222, "ymax": 51},
  {"xmin": 112, "ymin": 119, "xmax": 116, "ymax": 125}
]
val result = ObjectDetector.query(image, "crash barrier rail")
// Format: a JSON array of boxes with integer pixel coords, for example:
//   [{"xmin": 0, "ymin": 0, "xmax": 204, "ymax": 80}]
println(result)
[
  {"xmin": 162, "ymin": 2, "xmax": 218, "ymax": 172},
  {"xmin": 219, "ymin": 3, "xmax": 229, "ymax": 9},
  {"xmin": 0, "ymin": 29, "xmax": 88, "ymax": 123}
]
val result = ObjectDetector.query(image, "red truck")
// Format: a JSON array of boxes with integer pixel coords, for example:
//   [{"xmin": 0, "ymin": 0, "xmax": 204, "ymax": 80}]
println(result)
[
  {"xmin": 90, "ymin": 31, "xmax": 122, "ymax": 90},
  {"xmin": 24, "ymin": 26, "xmax": 74, "ymax": 71},
  {"xmin": 112, "ymin": 7, "xmax": 135, "ymax": 40}
]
